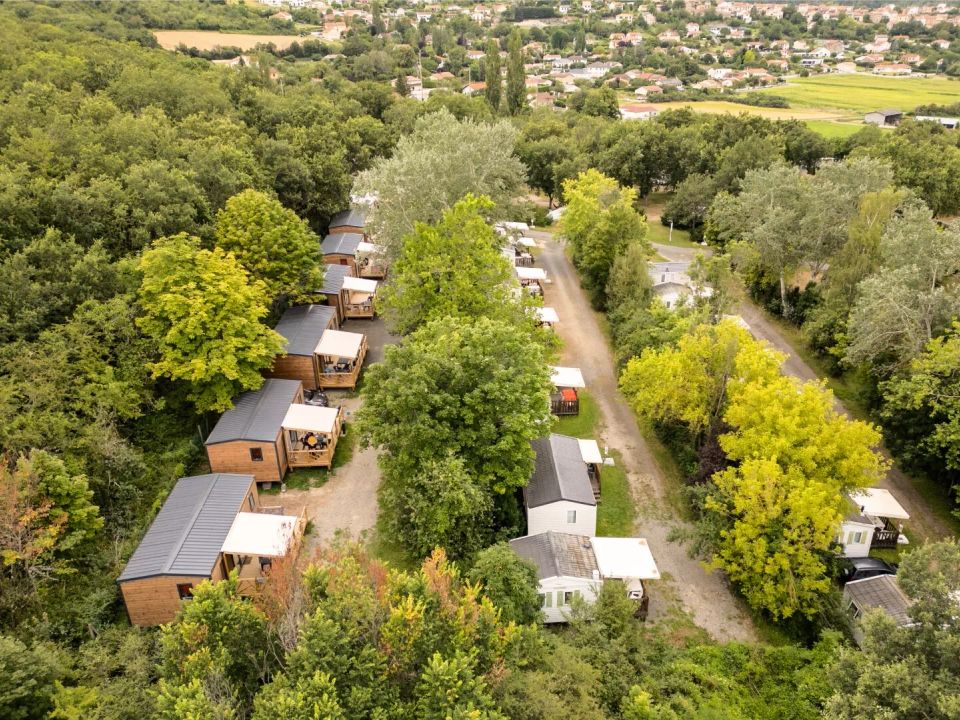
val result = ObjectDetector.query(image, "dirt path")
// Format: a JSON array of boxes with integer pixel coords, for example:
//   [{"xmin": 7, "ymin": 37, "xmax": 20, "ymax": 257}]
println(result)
[
  {"xmin": 535, "ymin": 232, "xmax": 757, "ymax": 642},
  {"xmin": 277, "ymin": 318, "xmax": 399, "ymax": 554},
  {"xmin": 737, "ymin": 301, "xmax": 955, "ymax": 543}
]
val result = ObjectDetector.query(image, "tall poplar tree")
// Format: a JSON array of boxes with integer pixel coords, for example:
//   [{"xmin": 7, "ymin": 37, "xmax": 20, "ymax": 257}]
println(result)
[
  {"xmin": 484, "ymin": 39, "xmax": 502, "ymax": 111},
  {"xmin": 505, "ymin": 29, "xmax": 526, "ymax": 115}
]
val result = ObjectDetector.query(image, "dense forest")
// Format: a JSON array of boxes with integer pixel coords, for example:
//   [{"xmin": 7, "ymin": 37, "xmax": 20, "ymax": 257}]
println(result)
[{"xmin": 2, "ymin": 2, "xmax": 960, "ymax": 719}]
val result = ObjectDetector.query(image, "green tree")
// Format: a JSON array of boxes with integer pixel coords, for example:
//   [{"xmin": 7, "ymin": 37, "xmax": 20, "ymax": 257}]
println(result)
[
  {"xmin": 358, "ymin": 315, "xmax": 553, "ymax": 496},
  {"xmin": 824, "ymin": 540, "xmax": 960, "ymax": 720},
  {"xmin": 395, "ymin": 71, "xmax": 409, "ymax": 97},
  {"xmin": 251, "ymin": 671, "xmax": 344, "ymax": 720},
  {"xmin": 0, "ymin": 635, "xmax": 70, "ymax": 720},
  {"xmin": 213, "ymin": 189, "xmax": 323, "ymax": 303},
  {"xmin": 505, "ymin": 29, "xmax": 526, "ymax": 115},
  {"xmin": 468, "ymin": 543, "xmax": 541, "ymax": 625},
  {"xmin": 561, "ymin": 169, "xmax": 649, "ymax": 308},
  {"xmin": 355, "ymin": 110, "xmax": 525, "ymax": 255},
  {"xmin": 380, "ymin": 453, "xmax": 493, "ymax": 560},
  {"xmin": 137, "ymin": 233, "xmax": 285, "ymax": 413},
  {"xmin": 484, "ymin": 40, "xmax": 502, "ymax": 111},
  {"xmin": 376, "ymin": 195, "xmax": 529, "ymax": 335}
]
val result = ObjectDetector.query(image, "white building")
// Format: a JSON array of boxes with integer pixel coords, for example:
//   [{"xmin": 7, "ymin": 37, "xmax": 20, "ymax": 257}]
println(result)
[
  {"xmin": 509, "ymin": 532, "xmax": 661, "ymax": 623},
  {"xmin": 524, "ymin": 434, "xmax": 602, "ymax": 536},
  {"xmin": 839, "ymin": 488, "xmax": 910, "ymax": 558}
]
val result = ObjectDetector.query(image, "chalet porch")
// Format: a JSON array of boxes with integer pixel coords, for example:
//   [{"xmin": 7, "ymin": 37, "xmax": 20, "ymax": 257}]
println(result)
[
  {"xmin": 222, "ymin": 507, "xmax": 308, "ymax": 596},
  {"xmin": 342, "ymin": 275, "xmax": 378, "ymax": 319},
  {"xmin": 550, "ymin": 366, "xmax": 586, "ymax": 417},
  {"xmin": 850, "ymin": 488, "xmax": 910, "ymax": 551},
  {"xmin": 357, "ymin": 241, "xmax": 387, "ymax": 279},
  {"xmin": 282, "ymin": 403, "xmax": 344, "ymax": 469},
  {"xmin": 315, "ymin": 329, "xmax": 367, "ymax": 389},
  {"xmin": 551, "ymin": 390, "xmax": 580, "ymax": 415}
]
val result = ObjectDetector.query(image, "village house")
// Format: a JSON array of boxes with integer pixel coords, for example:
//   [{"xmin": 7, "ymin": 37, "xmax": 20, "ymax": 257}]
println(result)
[
  {"xmin": 619, "ymin": 103, "xmax": 659, "ymax": 120},
  {"xmin": 524, "ymin": 433, "xmax": 603, "ymax": 536},
  {"xmin": 657, "ymin": 29, "xmax": 681, "ymax": 43},
  {"xmin": 549, "ymin": 366, "xmax": 586, "ymax": 416},
  {"xmin": 634, "ymin": 84, "xmax": 664, "ymax": 98},
  {"xmin": 873, "ymin": 62, "xmax": 911, "ymax": 75},
  {"xmin": 265, "ymin": 304, "xmax": 339, "ymax": 389},
  {"xmin": 509, "ymin": 532, "xmax": 660, "ymax": 623},
  {"xmin": 117, "ymin": 473, "xmax": 306, "ymax": 626},
  {"xmin": 462, "ymin": 81, "xmax": 487, "ymax": 95}
]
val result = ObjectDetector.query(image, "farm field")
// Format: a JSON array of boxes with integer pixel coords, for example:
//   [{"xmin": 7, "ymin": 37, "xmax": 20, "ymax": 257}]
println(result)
[
  {"xmin": 648, "ymin": 99, "xmax": 838, "ymax": 120},
  {"xmin": 803, "ymin": 120, "xmax": 865, "ymax": 138},
  {"xmin": 154, "ymin": 30, "xmax": 301, "ymax": 51},
  {"xmin": 758, "ymin": 73, "xmax": 960, "ymax": 115}
]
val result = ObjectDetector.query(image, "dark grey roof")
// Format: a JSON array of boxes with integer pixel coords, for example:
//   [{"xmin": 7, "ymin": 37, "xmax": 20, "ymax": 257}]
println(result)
[
  {"xmin": 318, "ymin": 263, "xmax": 351, "ymax": 295},
  {"xmin": 274, "ymin": 304, "xmax": 336, "ymax": 356},
  {"xmin": 321, "ymin": 232, "xmax": 363, "ymax": 256},
  {"xmin": 118, "ymin": 474, "xmax": 252, "ymax": 582},
  {"xmin": 524, "ymin": 434, "xmax": 596, "ymax": 509},
  {"xmin": 869, "ymin": 109, "xmax": 902, "ymax": 117},
  {"xmin": 205, "ymin": 379, "xmax": 301, "ymax": 445},
  {"xmin": 330, "ymin": 208, "xmax": 366, "ymax": 229},
  {"xmin": 845, "ymin": 574, "xmax": 912, "ymax": 626},
  {"xmin": 510, "ymin": 532, "xmax": 599, "ymax": 580}
]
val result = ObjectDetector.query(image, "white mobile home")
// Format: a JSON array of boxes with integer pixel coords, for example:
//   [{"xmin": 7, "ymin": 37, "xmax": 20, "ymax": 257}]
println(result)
[
  {"xmin": 524, "ymin": 434, "xmax": 602, "ymax": 536},
  {"xmin": 509, "ymin": 532, "xmax": 660, "ymax": 623}
]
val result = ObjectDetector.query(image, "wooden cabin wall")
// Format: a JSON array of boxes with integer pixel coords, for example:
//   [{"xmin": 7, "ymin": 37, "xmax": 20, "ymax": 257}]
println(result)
[
  {"xmin": 206, "ymin": 440, "xmax": 285, "ymax": 483},
  {"xmin": 265, "ymin": 354, "xmax": 317, "ymax": 389},
  {"xmin": 120, "ymin": 574, "xmax": 209, "ymax": 626}
]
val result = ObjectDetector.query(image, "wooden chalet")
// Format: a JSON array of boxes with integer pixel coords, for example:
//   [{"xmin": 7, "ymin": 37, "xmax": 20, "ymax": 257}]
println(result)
[
  {"xmin": 266, "ymin": 304, "xmax": 338, "ymax": 389},
  {"xmin": 317, "ymin": 263, "xmax": 353, "ymax": 323},
  {"xmin": 205, "ymin": 379, "xmax": 303, "ymax": 483},
  {"xmin": 328, "ymin": 207, "xmax": 367, "ymax": 236},
  {"xmin": 550, "ymin": 366, "xmax": 586, "ymax": 416},
  {"xmin": 516, "ymin": 266, "xmax": 547, "ymax": 296},
  {"xmin": 315, "ymin": 329, "xmax": 367, "ymax": 389},
  {"xmin": 280, "ymin": 403, "xmax": 344, "ymax": 470},
  {"xmin": 117, "ymin": 473, "xmax": 306, "ymax": 626},
  {"xmin": 321, "ymin": 233, "xmax": 388, "ymax": 280},
  {"xmin": 341, "ymin": 275, "xmax": 378, "ymax": 317}
]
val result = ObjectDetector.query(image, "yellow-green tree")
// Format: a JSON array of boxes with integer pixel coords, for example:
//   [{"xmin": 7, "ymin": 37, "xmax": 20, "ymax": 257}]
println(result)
[
  {"xmin": 706, "ymin": 375, "xmax": 887, "ymax": 619},
  {"xmin": 137, "ymin": 233, "xmax": 285, "ymax": 413},
  {"xmin": 561, "ymin": 170, "xmax": 647, "ymax": 308},
  {"xmin": 619, "ymin": 320, "xmax": 783, "ymax": 438}
]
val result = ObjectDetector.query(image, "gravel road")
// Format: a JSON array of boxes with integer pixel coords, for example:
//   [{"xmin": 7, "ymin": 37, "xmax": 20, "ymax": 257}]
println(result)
[{"xmin": 536, "ymin": 232, "xmax": 758, "ymax": 642}]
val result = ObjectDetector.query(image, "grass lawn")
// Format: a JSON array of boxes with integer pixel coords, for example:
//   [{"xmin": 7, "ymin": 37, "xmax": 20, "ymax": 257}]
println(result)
[
  {"xmin": 646, "ymin": 220, "xmax": 700, "ymax": 249},
  {"xmin": 552, "ymin": 390, "xmax": 600, "ymax": 438},
  {"xmin": 596, "ymin": 450, "xmax": 635, "ymax": 536},
  {"xmin": 759, "ymin": 74, "xmax": 960, "ymax": 115},
  {"xmin": 263, "ymin": 430, "xmax": 358, "ymax": 492}
]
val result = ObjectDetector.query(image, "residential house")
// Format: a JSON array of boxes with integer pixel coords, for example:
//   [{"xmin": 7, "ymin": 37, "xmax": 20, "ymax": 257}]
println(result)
[
  {"xmin": 524, "ymin": 434, "xmax": 602, "ymax": 536},
  {"xmin": 916, "ymin": 115, "xmax": 960, "ymax": 129},
  {"xmin": 864, "ymin": 108, "xmax": 903, "ymax": 126},
  {"xmin": 462, "ymin": 81, "xmax": 486, "ymax": 96},
  {"xmin": 873, "ymin": 62, "xmax": 911, "ymax": 75},
  {"xmin": 863, "ymin": 35, "xmax": 891, "ymax": 53},
  {"xmin": 839, "ymin": 488, "xmax": 910, "ymax": 558},
  {"xmin": 657, "ymin": 29, "xmax": 681, "ymax": 43},
  {"xmin": 549, "ymin": 366, "xmax": 586, "ymax": 416},
  {"xmin": 266, "ymin": 304, "xmax": 339, "ymax": 389},
  {"xmin": 320, "ymin": 21, "xmax": 348, "ymax": 40},
  {"xmin": 634, "ymin": 84, "xmax": 664, "ymax": 98},
  {"xmin": 509, "ymin": 532, "xmax": 660, "ymax": 623},
  {"xmin": 855, "ymin": 53, "xmax": 885, "ymax": 65},
  {"xmin": 619, "ymin": 103, "xmax": 660, "ymax": 120},
  {"xmin": 118, "ymin": 473, "xmax": 306, "ymax": 626},
  {"xmin": 835, "ymin": 61, "xmax": 858, "ymax": 73},
  {"xmin": 686, "ymin": 22, "xmax": 700, "ymax": 36},
  {"xmin": 844, "ymin": 574, "xmax": 913, "ymax": 645}
]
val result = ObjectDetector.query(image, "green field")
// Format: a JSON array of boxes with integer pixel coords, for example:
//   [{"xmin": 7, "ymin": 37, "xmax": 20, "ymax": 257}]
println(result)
[
  {"xmin": 759, "ymin": 74, "xmax": 960, "ymax": 115},
  {"xmin": 803, "ymin": 120, "xmax": 865, "ymax": 139}
]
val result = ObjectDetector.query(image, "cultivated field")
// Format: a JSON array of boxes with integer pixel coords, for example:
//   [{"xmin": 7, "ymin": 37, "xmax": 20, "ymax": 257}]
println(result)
[
  {"xmin": 652, "ymin": 99, "xmax": 840, "ymax": 121},
  {"xmin": 758, "ymin": 73, "xmax": 960, "ymax": 115},
  {"xmin": 154, "ymin": 30, "xmax": 301, "ymax": 51}
]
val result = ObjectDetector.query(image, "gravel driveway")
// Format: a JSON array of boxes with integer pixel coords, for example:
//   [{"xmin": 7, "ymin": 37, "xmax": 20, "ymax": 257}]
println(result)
[
  {"xmin": 535, "ymin": 232, "xmax": 758, "ymax": 642},
  {"xmin": 278, "ymin": 317, "xmax": 399, "ymax": 554}
]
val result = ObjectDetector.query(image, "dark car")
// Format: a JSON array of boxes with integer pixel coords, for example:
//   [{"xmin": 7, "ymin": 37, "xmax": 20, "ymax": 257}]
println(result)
[{"xmin": 838, "ymin": 557, "xmax": 897, "ymax": 585}]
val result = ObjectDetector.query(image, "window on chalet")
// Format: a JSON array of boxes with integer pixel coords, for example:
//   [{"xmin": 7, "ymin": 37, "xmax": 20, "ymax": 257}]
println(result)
[
  {"xmin": 249, "ymin": 447, "xmax": 264, "ymax": 462},
  {"xmin": 177, "ymin": 583, "xmax": 194, "ymax": 600},
  {"xmin": 566, "ymin": 510, "xmax": 577, "ymax": 524}
]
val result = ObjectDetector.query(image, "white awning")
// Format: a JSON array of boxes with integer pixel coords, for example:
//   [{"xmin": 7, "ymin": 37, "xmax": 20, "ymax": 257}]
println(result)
[
  {"xmin": 849, "ymin": 488, "xmax": 910, "ymax": 520},
  {"xmin": 578, "ymin": 438, "xmax": 602, "ymax": 465},
  {"xmin": 342, "ymin": 276, "xmax": 379, "ymax": 293},
  {"xmin": 221, "ymin": 512, "xmax": 298, "ymax": 557},
  {"xmin": 315, "ymin": 329, "xmax": 364, "ymax": 359},
  {"xmin": 550, "ymin": 366, "xmax": 586, "ymax": 389},
  {"xmin": 516, "ymin": 266, "xmax": 547, "ymax": 281},
  {"xmin": 536, "ymin": 307, "xmax": 559, "ymax": 323},
  {"xmin": 517, "ymin": 236, "xmax": 536, "ymax": 248},
  {"xmin": 501, "ymin": 221, "xmax": 529, "ymax": 231},
  {"xmin": 281, "ymin": 403, "xmax": 339, "ymax": 434},
  {"xmin": 356, "ymin": 241, "xmax": 383, "ymax": 255},
  {"xmin": 590, "ymin": 537, "xmax": 661, "ymax": 580}
]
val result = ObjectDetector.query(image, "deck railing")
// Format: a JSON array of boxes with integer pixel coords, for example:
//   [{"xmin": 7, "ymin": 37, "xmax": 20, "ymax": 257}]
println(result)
[
  {"xmin": 871, "ymin": 528, "xmax": 900, "ymax": 549},
  {"xmin": 550, "ymin": 394, "xmax": 580, "ymax": 416}
]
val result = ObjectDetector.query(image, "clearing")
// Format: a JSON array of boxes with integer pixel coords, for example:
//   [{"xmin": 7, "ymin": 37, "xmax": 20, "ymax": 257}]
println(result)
[
  {"xmin": 535, "ymin": 231, "xmax": 758, "ymax": 642},
  {"xmin": 154, "ymin": 30, "xmax": 301, "ymax": 51}
]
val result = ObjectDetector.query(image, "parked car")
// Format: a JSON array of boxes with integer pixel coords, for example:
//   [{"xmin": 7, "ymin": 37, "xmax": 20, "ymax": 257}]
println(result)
[{"xmin": 838, "ymin": 556, "xmax": 897, "ymax": 585}]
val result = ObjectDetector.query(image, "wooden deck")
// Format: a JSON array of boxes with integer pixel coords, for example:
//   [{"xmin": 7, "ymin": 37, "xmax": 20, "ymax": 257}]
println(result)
[
  {"xmin": 235, "ymin": 507, "xmax": 308, "ymax": 596},
  {"xmin": 550, "ymin": 392, "xmax": 579, "ymax": 416},
  {"xmin": 317, "ymin": 337, "xmax": 367, "ymax": 389},
  {"xmin": 344, "ymin": 301, "xmax": 375, "ymax": 318}
]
